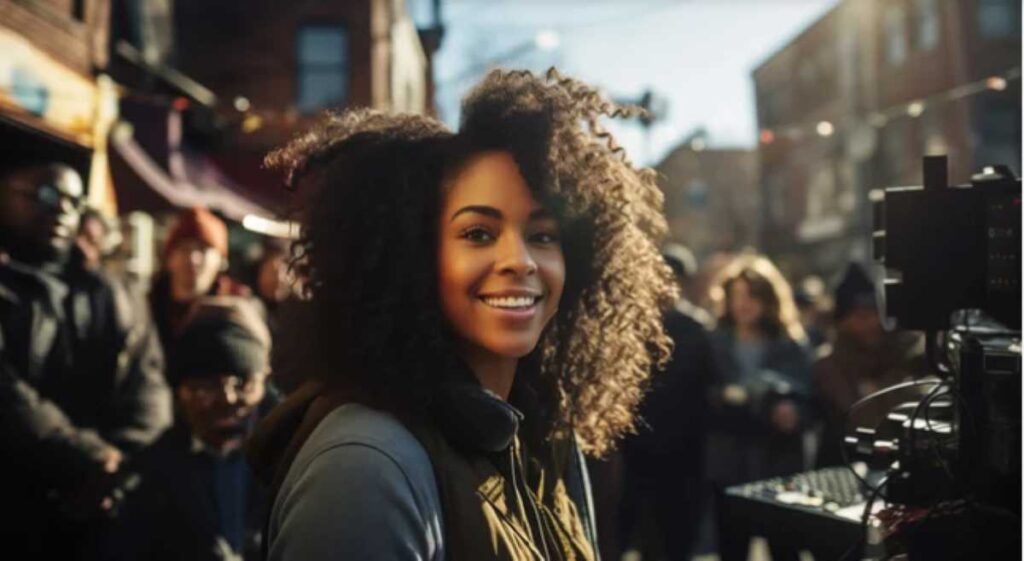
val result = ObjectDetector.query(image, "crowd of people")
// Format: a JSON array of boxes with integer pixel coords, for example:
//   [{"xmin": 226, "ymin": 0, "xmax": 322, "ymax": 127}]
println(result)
[
  {"xmin": 1, "ymin": 69, "xmax": 928, "ymax": 561},
  {"xmin": 0, "ymin": 160, "xmax": 282, "ymax": 560},
  {"xmin": 602, "ymin": 248, "xmax": 927, "ymax": 561}
]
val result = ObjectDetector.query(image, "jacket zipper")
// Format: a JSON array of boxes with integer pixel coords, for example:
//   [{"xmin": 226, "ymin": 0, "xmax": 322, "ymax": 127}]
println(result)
[{"xmin": 509, "ymin": 437, "xmax": 552, "ymax": 561}]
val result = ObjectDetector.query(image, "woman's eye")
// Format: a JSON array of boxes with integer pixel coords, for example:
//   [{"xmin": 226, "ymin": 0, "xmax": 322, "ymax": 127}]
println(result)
[
  {"xmin": 460, "ymin": 227, "xmax": 494, "ymax": 243},
  {"xmin": 530, "ymin": 231, "xmax": 561, "ymax": 245}
]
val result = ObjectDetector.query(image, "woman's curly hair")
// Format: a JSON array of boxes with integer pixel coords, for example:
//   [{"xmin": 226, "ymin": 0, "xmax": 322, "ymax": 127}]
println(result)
[
  {"xmin": 708, "ymin": 253, "xmax": 806, "ymax": 343},
  {"xmin": 266, "ymin": 69, "xmax": 676, "ymax": 456},
  {"xmin": 457, "ymin": 69, "xmax": 676, "ymax": 455},
  {"xmin": 265, "ymin": 108, "xmax": 457, "ymax": 414}
]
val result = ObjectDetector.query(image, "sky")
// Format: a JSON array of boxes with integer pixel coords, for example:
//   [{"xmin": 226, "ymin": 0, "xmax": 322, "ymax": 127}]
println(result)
[{"xmin": 410, "ymin": 0, "xmax": 840, "ymax": 166}]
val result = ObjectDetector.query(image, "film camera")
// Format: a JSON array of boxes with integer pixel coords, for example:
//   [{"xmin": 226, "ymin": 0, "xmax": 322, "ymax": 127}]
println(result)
[{"xmin": 847, "ymin": 155, "xmax": 1021, "ymax": 559}]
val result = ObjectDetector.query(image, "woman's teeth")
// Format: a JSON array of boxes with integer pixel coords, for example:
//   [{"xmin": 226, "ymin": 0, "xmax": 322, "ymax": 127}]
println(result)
[{"xmin": 482, "ymin": 296, "xmax": 537, "ymax": 309}]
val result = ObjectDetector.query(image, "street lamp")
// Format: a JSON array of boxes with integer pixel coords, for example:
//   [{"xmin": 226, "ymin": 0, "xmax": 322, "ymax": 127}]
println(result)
[{"xmin": 535, "ymin": 30, "xmax": 560, "ymax": 51}]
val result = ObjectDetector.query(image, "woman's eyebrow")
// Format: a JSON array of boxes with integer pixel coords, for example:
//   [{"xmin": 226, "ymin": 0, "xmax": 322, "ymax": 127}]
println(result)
[
  {"xmin": 450, "ymin": 205, "xmax": 502, "ymax": 221},
  {"xmin": 529, "ymin": 208, "xmax": 554, "ymax": 220}
]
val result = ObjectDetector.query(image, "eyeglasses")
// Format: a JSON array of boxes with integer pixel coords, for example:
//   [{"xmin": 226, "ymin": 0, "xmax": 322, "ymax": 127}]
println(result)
[
  {"xmin": 182, "ymin": 376, "xmax": 263, "ymax": 405},
  {"xmin": 11, "ymin": 183, "xmax": 84, "ymax": 211}
]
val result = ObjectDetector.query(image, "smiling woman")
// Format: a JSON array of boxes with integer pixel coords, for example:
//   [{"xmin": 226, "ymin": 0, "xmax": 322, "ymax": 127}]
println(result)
[{"xmin": 247, "ymin": 68, "xmax": 677, "ymax": 561}]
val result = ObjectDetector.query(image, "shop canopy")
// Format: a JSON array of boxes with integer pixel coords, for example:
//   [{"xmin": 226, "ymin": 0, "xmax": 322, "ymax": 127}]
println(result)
[{"xmin": 110, "ymin": 98, "xmax": 281, "ymax": 224}]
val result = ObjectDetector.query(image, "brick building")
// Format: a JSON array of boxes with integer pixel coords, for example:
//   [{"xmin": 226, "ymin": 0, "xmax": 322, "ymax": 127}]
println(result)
[
  {"xmin": 0, "ymin": 0, "xmax": 119, "ymax": 213},
  {"xmin": 168, "ymin": 0, "xmax": 435, "ymax": 212},
  {"xmin": 753, "ymin": 0, "xmax": 1021, "ymax": 278},
  {"xmin": 656, "ymin": 142, "xmax": 759, "ymax": 261},
  {"xmin": 100, "ymin": 0, "xmax": 439, "ymax": 222},
  {"xmin": 174, "ymin": 0, "xmax": 433, "ymax": 152}
]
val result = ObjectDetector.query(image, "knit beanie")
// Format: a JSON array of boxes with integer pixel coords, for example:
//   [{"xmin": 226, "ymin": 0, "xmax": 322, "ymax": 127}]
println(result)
[
  {"xmin": 168, "ymin": 297, "xmax": 270, "ymax": 386},
  {"xmin": 163, "ymin": 207, "xmax": 228, "ymax": 260},
  {"xmin": 834, "ymin": 263, "xmax": 878, "ymax": 322}
]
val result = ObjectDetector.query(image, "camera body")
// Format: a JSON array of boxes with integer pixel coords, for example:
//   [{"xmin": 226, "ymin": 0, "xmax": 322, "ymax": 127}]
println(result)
[{"xmin": 873, "ymin": 157, "xmax": 1020, "ymax": 331}]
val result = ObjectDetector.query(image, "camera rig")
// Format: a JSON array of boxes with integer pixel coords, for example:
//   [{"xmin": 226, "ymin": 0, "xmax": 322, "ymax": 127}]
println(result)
[{"xmin": 847, "ymin": 155, "xmax": 1022, "ymax": 560}]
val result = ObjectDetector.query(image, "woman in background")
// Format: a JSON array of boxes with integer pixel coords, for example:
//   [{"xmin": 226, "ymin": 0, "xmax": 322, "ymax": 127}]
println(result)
[{"xmin": 705, "ymin": 254, "xmax": 813, "ymax": 561}]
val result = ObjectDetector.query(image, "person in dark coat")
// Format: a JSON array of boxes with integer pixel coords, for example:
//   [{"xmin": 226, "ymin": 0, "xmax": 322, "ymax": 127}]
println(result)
[
  {"xmin": 0, "ymin": 160, "xmax": 172, "ymax": 559},
  {"xmin": 704, "ymin": 254, "xmax": 813, "ymax": 561},
  {"xmin": 814, "ymin": 263, "xmax": 925, "ymax": 467},
  {"xmin": 107, "ymin": 297, "xmax": 273, "ymax": 561},
  {"xmin": 617, "ymin": 243, "xmax": 719, "ymax": 561}
]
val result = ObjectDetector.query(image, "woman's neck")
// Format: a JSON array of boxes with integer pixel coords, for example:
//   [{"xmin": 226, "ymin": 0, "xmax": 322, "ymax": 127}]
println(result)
[{"xmin": 459, "ymin": 345, "xmax": 517, "ymax": 400}]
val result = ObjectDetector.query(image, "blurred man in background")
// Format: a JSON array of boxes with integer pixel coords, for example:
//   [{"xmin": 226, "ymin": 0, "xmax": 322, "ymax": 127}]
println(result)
[
  {"xmin": 0, "ymin": 160, "xmax": 171, "ymax": 559},
  {"xmin": 251, "ymin": 242, "xmax": 309, "ymax": 393},
  {"xmin": 793, "ymin": 275, "xmax": 830, "ymax": 353},
  {"xmin": 109, "ymin": 297, "xmax": 273, "ymax": 561},
  {"xmin": 617, "ymin": 243, "xmax": 719, "ymax": 561},
  {"xmin": 75, "ymin": 207, "xmax": 120, "ymax": 273},
  {"xmin": 813, "ymin": 263, "xmax": 926, "ymax": 467}
]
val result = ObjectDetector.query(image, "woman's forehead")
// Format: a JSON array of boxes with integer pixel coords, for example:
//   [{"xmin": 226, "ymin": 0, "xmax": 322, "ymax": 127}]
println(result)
[{"xmin": 443, "ymin": 151, "xmax": 547, "ymax": 214}]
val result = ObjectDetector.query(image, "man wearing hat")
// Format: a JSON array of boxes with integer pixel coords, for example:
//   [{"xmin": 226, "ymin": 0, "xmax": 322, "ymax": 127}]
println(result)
[
  {"xmin": 0, "ymin": 160, "xmax": 171, "ymax": 557},
  {"xmin": 108, "ymin": 297, "xmax": 273, "ymax": 561},
  {"xmin": 149, "ymin": 207, "xmax": 254, "ymax": 357},
  {"xmin": 813, "ymin": 263, "xmax": 926, "ymax": 467}
]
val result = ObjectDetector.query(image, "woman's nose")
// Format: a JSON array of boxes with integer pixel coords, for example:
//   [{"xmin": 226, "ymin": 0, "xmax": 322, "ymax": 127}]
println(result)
[{"xmin": 497, "ymin": 234, "xmax": 538, "ymax": 277}]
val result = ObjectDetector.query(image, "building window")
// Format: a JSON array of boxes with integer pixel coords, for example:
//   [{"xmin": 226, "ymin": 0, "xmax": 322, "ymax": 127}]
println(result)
[
  {"xmin": 974, "ymin": 97, "xmax": 1022, "ymax": 176},
  {"xmin": 915, "ymin": 0, "xmax": 940, "ymax": 51},
  {"xmin": 977, "ymin": 0, "xmax": 1020, "ymax": 39},
  {"xmin": 885, "ymin": 5, "xmax": 907, "ymax": 65},
  {"xmin": 296, "ymin": 24, "xmax": 348, "ymax": 113},
  {"xmin": 882, "ymin": 121, "xmax": 909, "ymax": 183}
]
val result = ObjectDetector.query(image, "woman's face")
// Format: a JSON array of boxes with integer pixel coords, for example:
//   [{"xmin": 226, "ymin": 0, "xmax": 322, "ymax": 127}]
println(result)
[
  {"xmin": 728, "ymin": 278, "xmax": 765, "ymax": 330},
  {"xmin": 438, "ymin": 151, "xmax": 565, "ymax": 360}
]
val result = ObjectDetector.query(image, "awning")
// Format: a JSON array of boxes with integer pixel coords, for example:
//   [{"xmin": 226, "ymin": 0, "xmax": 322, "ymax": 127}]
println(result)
[{"xmin": 110, "ymin": 99, "xmax": 282, "ymax": 224}]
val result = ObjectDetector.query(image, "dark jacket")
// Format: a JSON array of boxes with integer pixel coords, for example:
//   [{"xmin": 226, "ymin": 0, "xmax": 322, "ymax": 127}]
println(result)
[
  {"xmin": 248, "ymin": 369, "xmax": 599, "ymax": 561},
  {"xmin": 107, "ymin": 422, "xmax": 268, "ymax": 561},
  {"xmin": 625, "ymin": 300, "xmax": 717, "ymax": 468},
  {"xmin": 706, "ymin": 328, "xmax": 812, "ymax": 484},
  {"xmin": 0, "ymin": 253, "xmax": 171, "ymax": 552},
  {"xmin": 615, "ymin": 301, "xmax": 718, "ymax": 561}
]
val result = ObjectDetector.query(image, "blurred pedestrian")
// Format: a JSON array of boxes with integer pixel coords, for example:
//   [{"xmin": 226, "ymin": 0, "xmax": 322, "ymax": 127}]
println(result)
[
  {"xmin": 794, "ymin": 274, "xmax": 830, "ymax": 353},
  {"xmin": 617, "ymin": 242, "xmax": 719, "ymax": 561},
  {"xmin": 0, "ymin": 160, "xmax": 171, "ymax": 559},
  {"xmin": 705, "ymin": 253, "xmax": 812, "ymax": 561},
  {"xmin": 246, "ymin": 69, "xmax": 674, "ymax": 561},
  {"xmin": 107, "ymin": 297, "xmax": 273, "ymax": 561},
  {"xmin": 75, "ymin": 207, "xmax": 120, "ymax": 272},
  {"xmin": 814, "ymin": 263, "xmax": 926, "ymax": 467},
  {"xmin": 254, "ymin": 244, "xmax": 292, "ymax": 307},
  {"xmin": 149, "ymin": 207, "xmax": 254, "ymax": 357}
]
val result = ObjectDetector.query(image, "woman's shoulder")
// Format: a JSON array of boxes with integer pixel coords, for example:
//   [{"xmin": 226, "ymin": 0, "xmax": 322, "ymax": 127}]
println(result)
[
  {"xmin": 270, "ymin": 403, "xmax": 444, "ymax": 561},
  {"xmin": 293, "ymin": 403, "xmax": 434, "ymax": 484}
]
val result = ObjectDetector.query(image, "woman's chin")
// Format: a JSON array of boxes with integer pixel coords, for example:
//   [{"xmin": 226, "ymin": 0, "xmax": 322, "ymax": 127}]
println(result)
[{"xmin": 481, "ymin": 338, "xmax": 540, "ymax": 360}]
